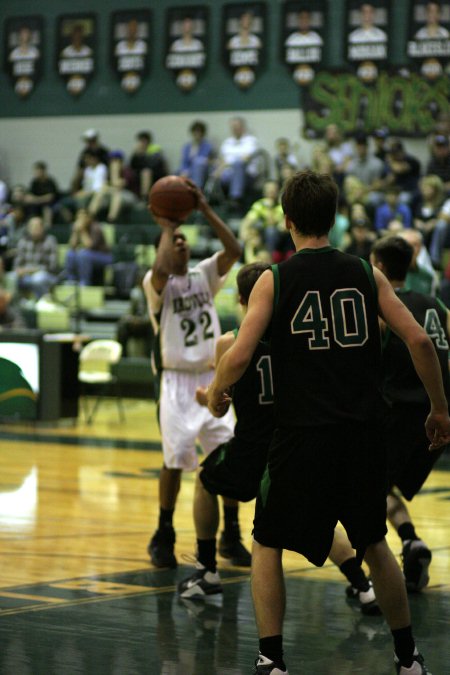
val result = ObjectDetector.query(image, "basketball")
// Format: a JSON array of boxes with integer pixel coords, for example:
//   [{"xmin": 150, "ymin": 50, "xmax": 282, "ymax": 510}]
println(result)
[{"xmin": 149, "ymin": 175, "xmax": 198, "ymax": 222}]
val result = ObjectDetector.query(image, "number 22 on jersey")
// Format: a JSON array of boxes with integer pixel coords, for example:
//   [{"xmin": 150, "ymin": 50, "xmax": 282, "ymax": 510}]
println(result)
[{"xmin": 180, "ymin": 310, "xmax": 214, "ymax": 347}]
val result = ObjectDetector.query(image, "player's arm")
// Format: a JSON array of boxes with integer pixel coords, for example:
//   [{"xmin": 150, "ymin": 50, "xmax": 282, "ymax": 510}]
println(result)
[
  {"xmin": 186, "ymin": 181, "xmax": 241, "ymax": 276},
  {"xmin": 145, "ymin": 216, "xmax": 178, "ymax": 294},
  {"xmin": 196, "ymin": 331, "xmax": 235, "ymax": 408},
  {"xmin": 374, "ymin": 267, "xmax": 450, "ymax": 448},
  {"xmin": 208, "ymin": 270, "xmax": 273, "ymax": 416}
]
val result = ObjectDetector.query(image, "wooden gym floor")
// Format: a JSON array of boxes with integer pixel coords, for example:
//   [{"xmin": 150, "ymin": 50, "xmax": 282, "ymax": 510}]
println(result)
[{"xmin": 0, "ymin": 399, "xmax": 449, "ymax": 674}]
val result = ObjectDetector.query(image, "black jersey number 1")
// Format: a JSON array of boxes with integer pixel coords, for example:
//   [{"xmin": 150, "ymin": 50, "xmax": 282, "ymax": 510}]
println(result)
[{"xmin": 256, "ymin": 355, "xmax": 274, "ymax": 404}]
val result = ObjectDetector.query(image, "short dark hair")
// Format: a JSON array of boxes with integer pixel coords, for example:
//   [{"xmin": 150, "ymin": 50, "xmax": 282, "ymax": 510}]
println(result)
[
  {"xmin": 371, "ymin": 236, "xmax": 413, "ymax": 281},
  {"xmin": 137, "ymin": 131, "xmax": 152, "ymax": 143},
  {"xmin": 189, "ymin": 120, "xmax": 207, "ymax": 135},
  {"xmin": 281, "ymin": 170, "xmax": 338, "ymax": 237},
  {"xmin": 34, "ymin": 161, "xmax": 47, "ymax": 171},
  {"xmin": 237, "ymin": 262, "xmax": 270, "ymax": 304}
]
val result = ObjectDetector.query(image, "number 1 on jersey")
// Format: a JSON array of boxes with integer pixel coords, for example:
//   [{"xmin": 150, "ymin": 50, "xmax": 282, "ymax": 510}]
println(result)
[{"xmin": 256, "ymin": 355, "xmax": 274, "ymax": 404}]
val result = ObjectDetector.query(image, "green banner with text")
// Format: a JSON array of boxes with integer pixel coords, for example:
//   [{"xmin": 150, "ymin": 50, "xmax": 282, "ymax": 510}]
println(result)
[{"xmin": 304, "ymin": 70, "xmax": 449, "ymax": 138}]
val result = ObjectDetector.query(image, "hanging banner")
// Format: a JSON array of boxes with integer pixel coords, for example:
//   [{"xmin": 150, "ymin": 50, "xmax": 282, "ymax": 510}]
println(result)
[
  {"xmin": 4, "ymin": 16, "xmax": 43, "ymax": 98},
  {"xmin": 406, "ymin": 1, "xmax": 450, "ymax": 81},
  {"xmin": 165, "ymin": 7, "xmax": 208, "ymax": 92},
  {"xmin": 346, "ymin": 1, "xmax": 389, "ymax": 83},
  {"xmin": 222, "ymin": 3, "xmax": 266, "ymax": 89},
  {"xmin": 57, "ymin": 14, "xmax": 96, "ymax": 97},
  {"xmin": 282, "ymin": 2, "xmax": 326, "ymax": 87},
  {"xmin": 303, "ymin": 70, "xmax": 449, "ymax": 139},
  {"xmin": 111, "ymin": 10, "xmax": 151, "ymax": 94}
]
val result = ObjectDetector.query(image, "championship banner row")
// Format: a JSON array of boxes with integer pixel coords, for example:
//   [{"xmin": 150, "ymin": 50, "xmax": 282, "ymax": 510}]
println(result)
[{"xmin": 4, "ymin": 1, "xmax": 450, "ymax": 98}]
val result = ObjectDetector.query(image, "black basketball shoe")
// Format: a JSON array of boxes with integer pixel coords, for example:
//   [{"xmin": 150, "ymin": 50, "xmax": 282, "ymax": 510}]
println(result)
[
  {"xmin": 148, "ymin": 526, "xmax": 177, "ymax": 568},
  {"xmin": 218, "ymin": 530, "xmax": 251, "ymax": 566}
]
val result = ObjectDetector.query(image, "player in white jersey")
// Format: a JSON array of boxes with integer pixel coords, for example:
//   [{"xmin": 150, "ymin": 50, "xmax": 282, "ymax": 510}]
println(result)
[{"xmin": 143, "ymin": 182, "xmax": 246, "ymax": 569}]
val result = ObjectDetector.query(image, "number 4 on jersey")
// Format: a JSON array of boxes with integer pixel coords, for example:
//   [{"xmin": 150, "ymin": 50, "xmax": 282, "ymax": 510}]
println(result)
[{"xmin": 424, "ymin": 308, "xmax": 449, "ymax": 349}]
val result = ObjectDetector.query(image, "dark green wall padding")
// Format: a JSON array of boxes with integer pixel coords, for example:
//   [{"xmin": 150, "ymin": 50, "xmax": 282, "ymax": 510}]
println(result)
[{"xmin": 0, "ymin": 0, "xmax": 410, "ymax": 118}]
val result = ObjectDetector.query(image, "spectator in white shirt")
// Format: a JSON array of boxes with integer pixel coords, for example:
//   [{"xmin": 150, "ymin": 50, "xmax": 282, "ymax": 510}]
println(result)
[
  {"xmin": 216, "ymin": 117, "xmax": 261, "ymax": 205},
  {"xmin": 74, "ymin": 150, "xmax": 107, "ymax": 211}
]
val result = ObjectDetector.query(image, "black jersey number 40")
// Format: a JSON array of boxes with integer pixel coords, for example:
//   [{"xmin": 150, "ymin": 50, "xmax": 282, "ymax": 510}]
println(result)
[{"xmin": 291, "ymin": 289, "xmax": 369, "ymax": 349}]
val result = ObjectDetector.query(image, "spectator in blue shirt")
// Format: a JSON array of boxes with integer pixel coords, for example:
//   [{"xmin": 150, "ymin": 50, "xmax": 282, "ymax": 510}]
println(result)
[
  {"xmin": 178, "ymin": 120, "xmax": 214, "ymax": 188},
  {"xmin": 374, "ymin": 186, "xmax": 412, "ymax": 233}
]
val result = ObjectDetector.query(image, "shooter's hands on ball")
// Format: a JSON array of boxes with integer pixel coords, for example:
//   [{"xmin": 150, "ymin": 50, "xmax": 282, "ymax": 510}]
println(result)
[
  {"xmin": 207, "ymin": 385, "xmax": 232, "ymax": 417},
  {"xmin": 184, "ymin": 179, "xmax": 208, "ymax": 213},
  {"xmin": 150, "ymin": 212, "xmax": 180, "ymax": 229}
]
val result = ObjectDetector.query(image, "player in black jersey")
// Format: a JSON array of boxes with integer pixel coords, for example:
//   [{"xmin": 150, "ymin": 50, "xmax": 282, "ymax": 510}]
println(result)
[
  {"xmin": 179, "ymin": 260, "xmax": 379, "ymax": 610},
  {"xmin": 208, "ymin": 171, "xmax": 450, "ymax": 675},
  {"xmin": 371, "ymin": 235, "xmax": 450, "ymax": 592},
  {"xmin": 178, "ymin": 262, "xmax": 273, "ymax": 599}
]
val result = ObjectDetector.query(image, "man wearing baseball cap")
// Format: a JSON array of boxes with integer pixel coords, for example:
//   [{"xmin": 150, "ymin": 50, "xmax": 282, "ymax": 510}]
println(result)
[
  {"xmin": 426, "ymin": 135, "xmax": 450, "ymax": 192},
  {"xmin": 71, "ymin": 129, "xmax": 110, "ymax": 192}
]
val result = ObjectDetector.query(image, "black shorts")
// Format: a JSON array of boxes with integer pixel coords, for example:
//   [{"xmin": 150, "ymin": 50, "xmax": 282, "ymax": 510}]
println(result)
[
  {"xmin": 386, "ymin": 403, "xmax": 446, "ymax": 501},
  {"xmin": 200, "ymin": 437, "xmax": 270, "ymax": 502},
  {"xmin": 253, "ymin": 422, "xmax": 388, "ymax": 567}
]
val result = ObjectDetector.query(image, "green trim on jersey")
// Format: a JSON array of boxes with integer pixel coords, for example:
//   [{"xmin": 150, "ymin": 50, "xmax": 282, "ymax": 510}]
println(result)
[
  {"xmin": 271, "ymin": 264, "xmax": 280, "ymax": 309},
  {"xmin": 360, "ymin": 258, "xmax": 377, "ymax": 301},
  {"xmin": 436, "ymin": 296, "xmax": 448, "ymax": 314},
  {"xmin": 381, "ymin": 326, "xmax": 392, "ymax": 351},
  {"xmin": 294, "ymin": 246, "xmax": 335, "ymax": 255},
  {"xmin": 259, "ymin": 464, "xmax": 271, "ymax": 508}
]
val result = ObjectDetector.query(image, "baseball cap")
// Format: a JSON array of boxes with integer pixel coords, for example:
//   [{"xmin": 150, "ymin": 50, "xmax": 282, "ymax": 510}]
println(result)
[
  {"xmin": 434, "ymin": 134, "xmax": 449, "ymax": 146},
  {"xmin": 372, "ymin": 127, "xmax": 389, "ymax": 139},
  {"xmin": 82, "ymin": 128, "xmax": 98, "ymax": 140}
]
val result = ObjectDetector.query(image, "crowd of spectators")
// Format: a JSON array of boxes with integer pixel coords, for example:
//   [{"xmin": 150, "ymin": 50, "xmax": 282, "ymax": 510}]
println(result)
[{"xmin": 0, "ymin": 113, "xmax": 449, "ymax": 331}]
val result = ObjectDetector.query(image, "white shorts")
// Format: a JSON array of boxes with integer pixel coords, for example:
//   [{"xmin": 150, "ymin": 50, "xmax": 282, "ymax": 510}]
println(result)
[{"xmin": 159, "ymin": 369, "xmax": 235, "ymax": 471}]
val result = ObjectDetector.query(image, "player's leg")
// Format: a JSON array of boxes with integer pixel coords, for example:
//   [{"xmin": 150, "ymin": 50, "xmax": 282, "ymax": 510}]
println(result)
[
  {"xmin": 218, "ymin": 496, "xmax": 251, "ymax": 566},
  {"xmin": 387, "ymin": 490, "xmax": 432, "ymax": 593},
  {"xmin": 252, "ymin": 541, "xmax": 288, "ymax": 675},
  {"xmin": 364, "ymin": 538, "xmax": 430, "ymax": 674},
  {"xmin": 148, "ymin": 371, "xmax": 200, "ymax": 568},
  {"xmin": 178, "ymin": 472, "xmax": 222, "ymax": 598},
  {"xmin": 199, "ymin": 410, "xmax": 252, "ymax": 567},
  {"xmin": 328, "ymin": 528, "xmax": 379, "ymax": 615},
  {"xmin": 386, "ymin": 404, "xmax": 437, "ymax": 592},
  {"xmin": 148, "ymin": 465, "xmax": 181, "ymax": 569}
]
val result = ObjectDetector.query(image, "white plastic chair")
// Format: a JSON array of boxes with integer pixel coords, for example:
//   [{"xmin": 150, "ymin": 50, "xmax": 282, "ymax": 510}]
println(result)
[{"xmin": 78, "ymin": 339, "xmax": 125, "ymax": 424}]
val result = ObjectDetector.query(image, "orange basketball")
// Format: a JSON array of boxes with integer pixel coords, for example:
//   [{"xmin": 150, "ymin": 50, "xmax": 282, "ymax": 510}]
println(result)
[{"xmin": 149, "ymin": 176, "xmax": 198, "ymax": 222}]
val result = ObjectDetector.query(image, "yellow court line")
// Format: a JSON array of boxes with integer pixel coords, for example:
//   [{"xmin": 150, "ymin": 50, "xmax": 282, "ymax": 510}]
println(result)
[{"xmin": 0, "ymin": 592, "xmax": 65, "ymax": 603}]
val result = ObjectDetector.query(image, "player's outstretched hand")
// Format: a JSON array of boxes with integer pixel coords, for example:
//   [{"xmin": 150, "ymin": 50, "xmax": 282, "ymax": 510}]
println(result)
[
  {"xmin": 425, "ymin": 410, "xmax": 450, "ymax": 451},
  {"xmin": 184, "ymin": 179, "xmax": 208, "ymax": 212},
  {"xmin": 195, "ymin": 386, "xmax": 208, "ymax": 407},
  {"xmin": 207, "ymin": 386, "xmax": 232, "ymax": 418}
]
